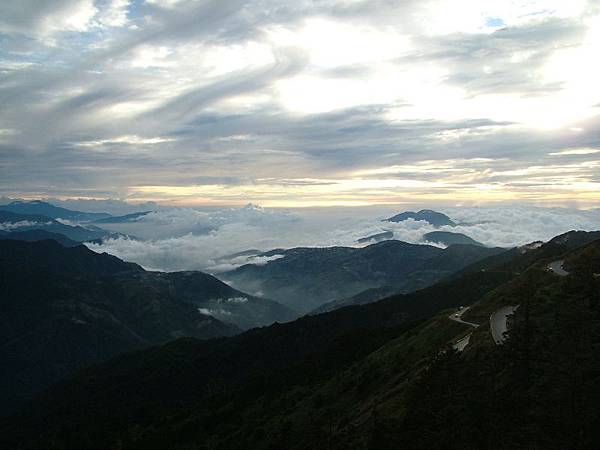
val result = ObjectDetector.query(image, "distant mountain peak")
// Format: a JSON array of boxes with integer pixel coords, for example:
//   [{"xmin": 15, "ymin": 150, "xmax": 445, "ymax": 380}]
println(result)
[
  {"xmin": 93, "ymin": 211, "xmax": 151, "ymax": 224},
  {"xmin": 240, "ymin": 203, "xmax": 265, "ymax": 213},
  {"xmin": 357, "ymin": 230, "xmax": 394, "ymax": 244},
  {"xmin": 384, "ymin": 209, "xmax": 456, "ymax": 227},
  {"xmin": 0, "ymin": 200, "xmax": 111, "ymax": 222},
  {"xmin": 423, "ymin": 231, "xmax": 484, "ymax": 247}
]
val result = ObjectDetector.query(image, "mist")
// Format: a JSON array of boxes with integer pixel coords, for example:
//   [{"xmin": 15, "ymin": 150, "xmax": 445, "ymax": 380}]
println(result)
[{"xmin": 85, "ymin": 204, "xmax": 600, "ymax": 273}]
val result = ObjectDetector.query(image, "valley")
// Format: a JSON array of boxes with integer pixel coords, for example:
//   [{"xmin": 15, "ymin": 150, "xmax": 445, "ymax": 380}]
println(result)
[{"xmin": 0, "ymin": 200, "xmax": 599, "ymax": 449}]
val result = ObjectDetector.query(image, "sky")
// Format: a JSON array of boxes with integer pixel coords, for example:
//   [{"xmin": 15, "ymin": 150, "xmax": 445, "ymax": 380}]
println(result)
[{"xmin": 1, "ymin": 0, "xmax": 600, "ymax": 208}]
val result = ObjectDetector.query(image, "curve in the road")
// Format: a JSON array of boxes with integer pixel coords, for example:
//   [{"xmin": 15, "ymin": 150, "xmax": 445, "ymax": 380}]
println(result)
[
  {"xmin": 449, "ymin": 307, "xmax": 479, "ymax": 352},
  {"xmin": 547, "ymin": 260, "xmax": 569, "ymax": 277},
  {"xmin": 490, "ymin": 305, "xmax": 519, "ymax": 345},
  {"xmin": 448, "ymin": 306, "xmax": 480, "ymax": 328}
]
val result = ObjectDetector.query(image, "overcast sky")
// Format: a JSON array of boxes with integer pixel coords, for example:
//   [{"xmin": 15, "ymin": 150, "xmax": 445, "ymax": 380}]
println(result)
[{"xmin": 1, "ymin": 0, "xmax": 599, "ymax": 207}]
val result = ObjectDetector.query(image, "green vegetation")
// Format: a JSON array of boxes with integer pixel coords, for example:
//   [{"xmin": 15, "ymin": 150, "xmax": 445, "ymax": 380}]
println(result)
[
  {"xmin": 225, "ymin": 240, "xmax": 504, "ymax": 312},
  {"xmin": 1, "ymin": 233, "xmax": 599, "ymax": 449},
  {"xmin": 0, "ymin": 240, "xmax": 276, "ymax": 415},
  {"xmin": 402, "ymin": 243, "xmax": 600, "ymax": 449}
]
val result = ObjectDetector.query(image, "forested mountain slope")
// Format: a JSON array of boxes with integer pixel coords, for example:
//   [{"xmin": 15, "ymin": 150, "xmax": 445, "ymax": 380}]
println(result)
[
  {"xmin": 224, "ymin": 240, "xmax": 504, "ymax": 311},
  {"xmin": 0, "ymin": 240, "xmax": 290, "ymax": 415},
  {"xmin": 2, "ymin": 232, "xmax": 598, "ymax": 449}
]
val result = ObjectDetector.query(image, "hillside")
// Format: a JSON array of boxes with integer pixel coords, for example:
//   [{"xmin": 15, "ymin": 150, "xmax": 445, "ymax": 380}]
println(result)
[
  {"xmin": 423, "ymin": 230, "xmax": 483, "ymax": 246},
  {"xmin": 397, "ymin": 239, "xmax": 600, "ymax": 449},
  {"xmin": 0, "ymin": 262, "xmax": 512, "ymax": 448},
  {"xmin": 224, "ymin": 240, "xmax": 504, "ymax": 311},
  {"xmin": 451, "ymin": 230, "xmax": 600, "ymax": 279},
  {"xmin": 310, "ymin": 243, "xmax": 500, "ymax": 314},
  {"xmin": 0, "ymin": 229, "xmax": 80, "ymax": 247},
  {"xmin": 311, "ymin": 285, "xmax": 399, "ymax": 314},
  {"xmin": 0, "ymin": 240, "xmax": 292, "ymax": 415},
  {"xmin": 140, "ymin": 271, "xmax": 296, "ymax": 330},
  {"xmin": 1, "ymin": 232, "xmax": 598, "ymax": 449}
]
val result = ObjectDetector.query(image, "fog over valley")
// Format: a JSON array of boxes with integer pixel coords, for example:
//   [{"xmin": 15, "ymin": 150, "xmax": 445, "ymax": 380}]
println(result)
[{"xmin": 83, "ymin": 203, "xmax": 600, "ymax": 273}]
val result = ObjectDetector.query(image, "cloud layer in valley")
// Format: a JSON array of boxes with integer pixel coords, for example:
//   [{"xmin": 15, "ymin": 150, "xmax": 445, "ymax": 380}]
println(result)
[
  {"xmin": 1, "ymin": 0, "xmax": 599, "ymax": 206},
  {"xmin": 86, "ymin": 204, "xmax": 600, "ymax": 273}
]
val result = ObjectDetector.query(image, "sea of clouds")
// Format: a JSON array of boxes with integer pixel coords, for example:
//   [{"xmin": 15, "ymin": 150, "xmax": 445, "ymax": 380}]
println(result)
[{"xmin": 84, "ymin": 204, "xmax": 600, "ymax": 274}]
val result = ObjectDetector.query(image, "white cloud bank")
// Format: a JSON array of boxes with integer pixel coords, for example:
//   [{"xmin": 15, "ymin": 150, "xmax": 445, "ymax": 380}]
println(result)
[
  {"xmin": 0, "ymin": 220, "xmax": 51, "ymax": 231},
  {"xmin": 86, "ymin": 204, "xmax": 600, "ymax": 273}
]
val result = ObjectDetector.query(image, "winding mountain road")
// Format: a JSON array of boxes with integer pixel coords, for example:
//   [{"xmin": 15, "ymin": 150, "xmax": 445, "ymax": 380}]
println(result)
[
  {"xmin": 486, "ymin": 259, "xmax": 566, "ymax": 346},
  {"xmin": 449, "ymin": 307, "xmax": 479, "ymax": 351},
  {"xmin": 547, "ymin": 260, "xmax": 569, "ymax": 276},
  {"xmin": 490, "ymin": 306, "xmax": 518, "ymax": 345},
  {"xmin": 449, "ymin": 304, "xmax": 520, "ymax": 348},
  {"xmin": 448, "ymin": 307, "xmax": 479, "ymax": 328}
]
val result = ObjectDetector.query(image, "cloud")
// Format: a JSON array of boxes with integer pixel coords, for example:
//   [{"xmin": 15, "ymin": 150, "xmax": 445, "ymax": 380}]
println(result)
[
  {"xmin": 210, "ymin": 254, "xmax": 285, "ymax": 273},
  {"xmin": 197, "ymin": 307, "xmax": 232, "ymax": 317},
  {"xmin": 0, "ymin": 0, "xmax": 98, "ymax": 39},
  {"xmin": 86, "ymin": 204, "xmax": 600, "ymax": 273},
  {"xmin": 97, "ymin": 0, "xmax": 130, "ymax": 28},
  {"xmin": 549, "ymin": 148, "xmax": 600, "ymax": 156},
  {"xmin": 73, "ymin": 135, "xmax": 176, "ymax": 148},
  {"xmin": 0, "ymin": 0, "xmax": 599, "ymax": 207},
  {"xmin": 0, "ymin": 0, "xmax": 132, "ymax": 40},
  {"xmin": 93, "ymin": 203, "xmax": 299, "ymax": 239},
  {"xmin": 0, "ymin": 220, "xmax": 50, "ymax": 231}
]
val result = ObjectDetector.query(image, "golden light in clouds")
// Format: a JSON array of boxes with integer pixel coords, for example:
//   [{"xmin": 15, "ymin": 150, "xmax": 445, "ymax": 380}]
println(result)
[{"xmin": 128, "ymin": 156, "xmax": 600, "ymax": 208}]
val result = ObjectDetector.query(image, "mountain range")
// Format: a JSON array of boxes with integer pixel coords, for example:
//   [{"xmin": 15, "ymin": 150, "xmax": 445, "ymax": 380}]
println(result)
[
  {"xmin": 423, "ymin": 230, "xmax": 484, "ymax": 246},
  {"xmin": 0, "ymin": 200, "xmax": 110, "ymax": 222},
  {"xmin": 0, "ymin": 209, "xmax": 125, "ymax": 242},
  {"xmin": 0, "ymin": 239, "xmax": 293, "ymax": 415},
  {"xmin": 224, "ymin": 240, "xmax": 505, "ymax": 312},
  {"xmin": 1, "ymin": 199, "xmax": 599, "ymax": 449},
  {"xmin": 92, "ymin": 211, "xmax": 152, "ymax": 223},
  {"xmin": 2, "ymin": 230, "xmax": 598, "ymax": 449},
  {"xmin": 0, "ymin": 229, "xmax": 80, "ymax": 247}
]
